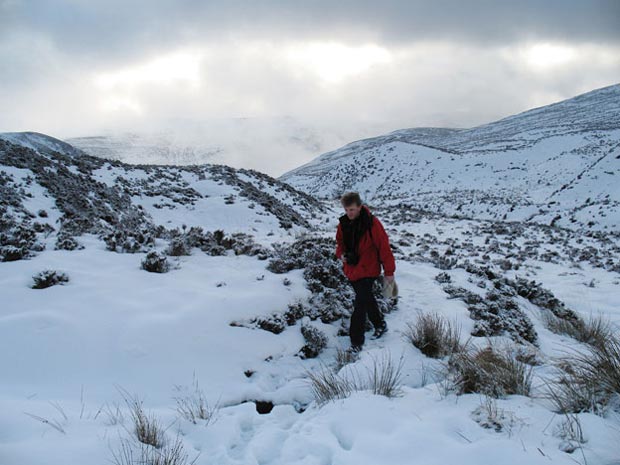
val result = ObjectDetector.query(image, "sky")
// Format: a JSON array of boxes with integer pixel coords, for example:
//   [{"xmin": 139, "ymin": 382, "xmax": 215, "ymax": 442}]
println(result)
[{"xmin": 1, "ymin": 0, "xmax": 619, "ymax": 175}]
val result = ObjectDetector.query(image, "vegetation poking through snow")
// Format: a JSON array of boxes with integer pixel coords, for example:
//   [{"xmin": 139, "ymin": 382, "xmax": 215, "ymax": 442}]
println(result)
[
  {"xmin": 141, "ymin": 251, "xmax": 170, "ymax": 273},
  {"xmin": 444, "ymin": 342, "xmax": 534, "ymax": 398},
  {"xmin": 173, "ymin": 374, "xmax": 219, "ymax": 425},
  {"xmin": 299, "ymin": 321, "xmax": 328, "ymax": 359},
  {"xmin": 545, "ymin": 327, "xmax": 620, "ymax": 416},
  {"xmin": 306, "ymin": 351, "xmax": 404, "ymax": 405},
  {"xmin": 31, "ymin": 269, "xmax": 69, "ymax": 289},
  {"xmin": 234, "ymin": 235, "xmax": 396, "ymax": 336},
  {"xmin": 404, "ymin": 312, "xmax": 464, "ymax": 358}
]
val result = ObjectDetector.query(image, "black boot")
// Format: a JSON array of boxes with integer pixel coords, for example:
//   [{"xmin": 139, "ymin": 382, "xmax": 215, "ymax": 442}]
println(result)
[{"xmin": 370, "ymin": 321, "xmax": 388, "ymax": 340}]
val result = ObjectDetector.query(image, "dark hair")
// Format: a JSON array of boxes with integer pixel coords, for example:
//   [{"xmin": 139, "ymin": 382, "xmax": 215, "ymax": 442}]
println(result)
[{"xmin": 340, "ymin": 192, "xmax": 362, "ymax": 207}]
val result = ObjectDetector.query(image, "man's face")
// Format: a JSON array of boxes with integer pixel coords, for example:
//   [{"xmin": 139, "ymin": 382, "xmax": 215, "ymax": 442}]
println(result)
[{"xmin": 344, "ymin": 203, "xmax": 362, "ymax": 220}]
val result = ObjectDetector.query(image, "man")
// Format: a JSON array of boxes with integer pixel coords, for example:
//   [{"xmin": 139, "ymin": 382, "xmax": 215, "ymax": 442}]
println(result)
[{"xmin": 335, "ymin": 192, "xmax": 396, "ymax": 354}]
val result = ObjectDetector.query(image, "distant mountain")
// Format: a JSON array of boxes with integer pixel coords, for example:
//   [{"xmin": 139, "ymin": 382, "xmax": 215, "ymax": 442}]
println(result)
[
  {"xmin": 0, "ymin": 131, "xmax": 327, "ymax": 261},
  {"xmin": 0, "ymin": 131, "xmax": 84, "ymax": 158},
  {"xmin": 64, "ymin": 116, "xmax": 396, "ymax": 176},
  {"xmin": 65, "ymin": 131, "xmax": 223, "ymax": 166},
  {"xmin": 281, "ymin": 84, "xmax": 620, "ymax": 232}
]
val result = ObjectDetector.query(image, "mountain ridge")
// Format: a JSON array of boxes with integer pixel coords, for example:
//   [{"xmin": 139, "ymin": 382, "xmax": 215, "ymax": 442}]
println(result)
[{"xmin": 281, "ymin": 84, "xmax": 620, "ymax": 232}]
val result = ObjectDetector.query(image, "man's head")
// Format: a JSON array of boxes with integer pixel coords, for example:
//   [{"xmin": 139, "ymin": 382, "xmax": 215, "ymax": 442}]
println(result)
[{"xmin": 341, "ymin": 192, "xmax": 362, "ymax": 220}]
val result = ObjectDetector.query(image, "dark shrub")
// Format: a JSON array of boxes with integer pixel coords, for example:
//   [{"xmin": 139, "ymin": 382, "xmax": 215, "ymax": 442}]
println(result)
[
  {"xmin": 254, "ymin": 312, "xmax": 287, "ymax": 334},
  {"xmin": 299, "ymin": 323, "xmax": 328, "ymax": 359},
  {"xmin": 166, "ymin": 236, "xmax": 191, "ymax": 256},
  {"xmin": 1, "ymin": 244, "xmax": 27, "ymax": 261},
  {"xmin": 55, "ymin": 232, "xmax": 82, "ymax": 251},
  {"xmin": 141, "ymin": 250, "xmax": 170, "ymax": 273},
  {"xmin": 241, "ymin": 235, "xmax": 393, "ymax": 334},
  {"xmin": 0, "ymin": 222, "xmax": 42, "ymax": 261},
  {"xmin": 32, "ymin": 270, "xmax": 69, "ymax": 289}
]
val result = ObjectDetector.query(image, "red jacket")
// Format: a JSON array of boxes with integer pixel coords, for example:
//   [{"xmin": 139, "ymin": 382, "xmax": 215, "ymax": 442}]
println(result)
[{"xmin": 335, "ymin": 206, "xmax": 396, "ymax": 281}]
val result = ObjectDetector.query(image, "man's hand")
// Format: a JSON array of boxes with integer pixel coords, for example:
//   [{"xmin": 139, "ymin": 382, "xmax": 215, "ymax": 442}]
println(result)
[{"xmin": 384, "ymin": 275, "xmax": 394, "ymax": 283}]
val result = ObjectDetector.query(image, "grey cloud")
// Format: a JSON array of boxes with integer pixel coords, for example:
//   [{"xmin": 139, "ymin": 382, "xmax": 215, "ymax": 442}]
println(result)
[
  {"xmin": 4, "ymin": 0, "xmax": 620, "ymax": 63},
  {"xmin": 1, "ymin": 0, "xmax": 619, "ymax": 176}
]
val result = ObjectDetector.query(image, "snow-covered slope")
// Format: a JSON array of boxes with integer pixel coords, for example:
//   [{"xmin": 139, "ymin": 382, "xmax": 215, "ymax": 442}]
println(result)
[
  {"xmin": 2, "ymin": 122, "xmax": 620, "ymax": 464},
  {"xmin": 281, "ymin": 84, "xmax": 620, "ymax": 232},
  {"xmin": 0, "ymin": 131, "xmax": 85, "ymax": 158},
  {"xmin": 0, "ymin": 132, "xmax": 327, "ymax": 257}
]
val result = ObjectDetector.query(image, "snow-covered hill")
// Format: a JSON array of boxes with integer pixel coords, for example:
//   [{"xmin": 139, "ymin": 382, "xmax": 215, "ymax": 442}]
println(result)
[
  {"xmin": 281, "ymin": 84, "xmax": 620, "ymax": 232},
  {"xmin": 2, "ymin": 122, "xmax": 620, "ymax": 464},
  {"xmin": 0, "ymin": 132, "xmax": 327, "ymax": 261}
]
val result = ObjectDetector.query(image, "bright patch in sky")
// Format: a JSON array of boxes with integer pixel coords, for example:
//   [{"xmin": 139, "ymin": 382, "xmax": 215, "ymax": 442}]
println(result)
[
  {"xmin": 285, "ymin": 42, "xmax": 392, "ymax": 83},
  {"xmin": 94, "ymin": 50, "xmax": 203, "ymax": 88},
  {"xmin": 521, "ymin": 42, "xmax": 576, "ymax": 70},
  {"xmin": 93, "ymin": 49, "xmax": 203, "ymax": 113}
]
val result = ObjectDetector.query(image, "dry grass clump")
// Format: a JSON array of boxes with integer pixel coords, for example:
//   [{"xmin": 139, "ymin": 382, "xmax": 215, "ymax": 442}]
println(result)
[
  {"xmin": 111, "ymin": 388, "xmax": 200, "ymax": 465},
  {"xmin": 403, "ymin": 312, "xmax": 463, "ymax": 358},
  {"xmin": 111, "ymin": 434, "xmax": 198, "ymax": 465},
  {"xmin": 446, "ymin": 342, "xmax": 533, "ymax": 398},
  {"xmin": 541, "ymin": 310, "xmax": 614, "ymax": 350},
  {"xmin": 116, "ymin": 388, "xmax": 165, "ymax": 449},
  {"xmin": 545, "ymin": 329, "xmax": 620, "ymax": 415},
  {"xmin": 173, "ymin": 374, "xmax": 219, "ymax": 425},
  {"xmin": 307, "ymin": 351, "xmax": 404, "ymax": 405}
]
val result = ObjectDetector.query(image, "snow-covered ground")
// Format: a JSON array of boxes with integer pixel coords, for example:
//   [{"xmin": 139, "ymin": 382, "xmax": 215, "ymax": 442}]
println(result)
[
  {"xmin": 2, "ymin": 85, "xmax": 620, "ymax": 464},
  {"xmin": 1, "ymin": 220, "xmax": 619, "ymax": 464}
]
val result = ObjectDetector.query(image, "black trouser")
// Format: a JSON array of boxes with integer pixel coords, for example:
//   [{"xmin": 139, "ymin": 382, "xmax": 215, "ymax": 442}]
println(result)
[{"xmin": 349, "ymin": 277, "xmax": 385, "ymax": 346}]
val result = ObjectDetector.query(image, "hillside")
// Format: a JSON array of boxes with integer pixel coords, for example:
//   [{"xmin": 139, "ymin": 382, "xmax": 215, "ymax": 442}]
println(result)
[
  {"xmin": 0, "ymin": 132, "xmax": 327, "ymax": 262},
  {"xmin": 281, "ymin": 84, "xmax": 620, "ymax": 232},
  {"xmin": 1, "ymin": 128, "xmax": 619, "ymax": 465}
]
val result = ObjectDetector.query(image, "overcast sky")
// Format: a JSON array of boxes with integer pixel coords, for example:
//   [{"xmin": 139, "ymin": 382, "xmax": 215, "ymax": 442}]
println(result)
[{"xmin": 1, "ymin": 0, "xmax": 619, "ymax": 174}]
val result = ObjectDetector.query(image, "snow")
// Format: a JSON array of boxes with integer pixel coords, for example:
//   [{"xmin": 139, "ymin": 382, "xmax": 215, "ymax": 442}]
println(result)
[
  {"xmin": 1, "ymin": 165, "xmax": 61, "ymax": 227},
  {"xmin": 281, "ymin": 85, "xmax": 620, "ymax": 232},
  {"xmin": 90, "ymin": 162, "xmax": 320, "ymax": 243},
  {"xmin": 2, "ymin": 227, "xmax": 619, "ymax": 464},
  {"xmin": 2, "ymin": 84, "xmax": 620, "ymax": 465}
]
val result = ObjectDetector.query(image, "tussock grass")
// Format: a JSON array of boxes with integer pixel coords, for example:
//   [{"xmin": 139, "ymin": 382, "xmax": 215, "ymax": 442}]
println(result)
[
  {"xmin": 541, "ymin": 310, "xmax": 614, "ymax": 350},
  {"xmin": 102, "ymin": 402, "xmax": 125, "ymax": 426},
  {"xmin": 173, "ymin": 374, "xmax": 219, "ymax": 425},
  {"xmin": 553, "ymin": 413, "xmax": 588, "ymax": 462},
  {"xmin": 307, "ymin": 366, "xmax": 357, "ymax": 405},
  {"xmin": 307, "ymin": 351, "xmax": 404, "ymax": 405},
  {"xmin": 111, "ymin": 434, "xmax": 199, "ymax": 465},
  {"xmin": 545, "ymin": 329, "xmax": 620, "ymax": 415},
  {"xmin": 117, "ymin": 388, "xmax": 165, "ymax": 449},
  {"xmin": 404, "ymin": 312, "xmax": 463, "ymax": 358},
  {"xmin": 446, "ymin": 342, "xmax": 533, "ymax": 398},
  {"xmin": 368, "ymin": 352, "xmax": 404, "ymax": 398},
  {"xmin": 111, "ymin": 387, "xmax": 200, "ymax": 465},
  {"xmin": 23, "ymin": 401, "xmax": 68, "ymax": 434}
]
